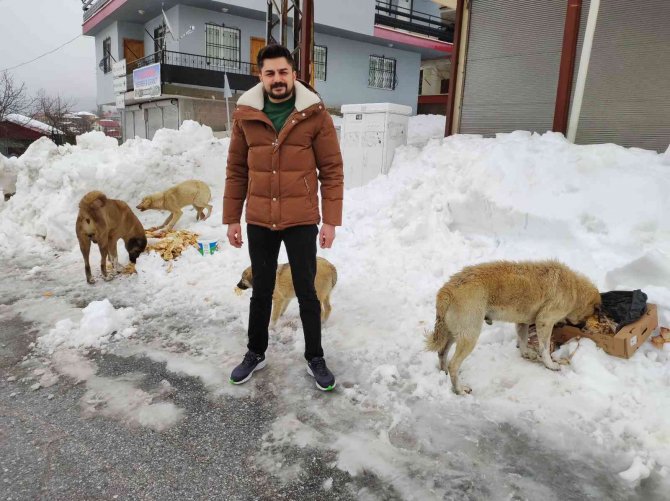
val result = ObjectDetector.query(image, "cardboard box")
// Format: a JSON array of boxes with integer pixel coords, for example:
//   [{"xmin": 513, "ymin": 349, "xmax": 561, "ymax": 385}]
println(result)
[{"xmin": 551, "ymin": 304, "xmax": 658, "ymax": 359}]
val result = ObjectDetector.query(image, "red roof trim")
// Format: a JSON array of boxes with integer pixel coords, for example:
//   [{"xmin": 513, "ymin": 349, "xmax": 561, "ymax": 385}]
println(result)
[
  {"xmin": 82, "ymin": 0, "xmax": 128, "ymax": 35},
  {"xmin": 374, "ymin": 26, "xmax": 453, "ymax": 53}
]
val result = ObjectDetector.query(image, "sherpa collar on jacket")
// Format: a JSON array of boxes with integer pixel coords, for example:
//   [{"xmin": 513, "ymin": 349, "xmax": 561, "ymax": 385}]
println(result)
[{"xmin": 236, "ymin": 80, "xmax": 321, "ymax": 112}]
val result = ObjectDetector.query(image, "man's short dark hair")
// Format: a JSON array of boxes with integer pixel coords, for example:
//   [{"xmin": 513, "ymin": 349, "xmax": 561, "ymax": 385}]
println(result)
[{"xmin": 257, "ymin": 44, "xmax": 295, "ymax": 70}]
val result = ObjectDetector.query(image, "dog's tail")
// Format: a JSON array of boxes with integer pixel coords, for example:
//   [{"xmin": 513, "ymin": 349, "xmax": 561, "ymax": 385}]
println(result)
[{"xmin": 425, "ymin": 285, "xmax": 453, "ymax": 352}]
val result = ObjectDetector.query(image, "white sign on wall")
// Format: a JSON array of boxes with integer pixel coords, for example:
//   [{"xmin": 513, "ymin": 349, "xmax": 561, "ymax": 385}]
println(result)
[
  {"xmin": 112, "ymin": 59, "xmax": 126, "ymax": 78},
  {"xmin": 115, "ymin": 94, "xmax": 125, "ymax": 110},
  {"xmin": 133, "ymin": 63, "xmax": 161, "ymax": 100},
  {"xmin": 113, "ymin": 77, "xmax": 127, "ymax": 93}
]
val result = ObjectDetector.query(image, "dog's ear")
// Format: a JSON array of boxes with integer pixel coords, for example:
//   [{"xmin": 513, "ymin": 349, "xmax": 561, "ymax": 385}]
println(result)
[{"xmin": 91, "ymin": 193, "xmax": 107, "ymax": 209}]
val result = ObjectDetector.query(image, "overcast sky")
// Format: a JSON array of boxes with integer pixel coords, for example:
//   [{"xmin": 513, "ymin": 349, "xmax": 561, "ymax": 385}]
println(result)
[{"xmin": 0, "ymin": 0, "xmax": 97, "ymax": 112}]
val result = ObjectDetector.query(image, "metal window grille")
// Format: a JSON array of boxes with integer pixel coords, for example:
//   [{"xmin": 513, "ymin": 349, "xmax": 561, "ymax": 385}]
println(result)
[
  {"xmin": 368, "ymin": 55, "xmax": 396, "ymax": 90},
  {"xmin": 154, "ymin": 23, "xmax": 166, "ymax": 54},
  {"xmin": 206, "ymin": 24, "xmax": 241, "ymax": 70},
  {"xmin": 102, "ymin": 37, "xmax": 112, "ymax": 73},
  {"xmin": 314, "ymin": 45, "xmax": 327, "ymax": 81}
]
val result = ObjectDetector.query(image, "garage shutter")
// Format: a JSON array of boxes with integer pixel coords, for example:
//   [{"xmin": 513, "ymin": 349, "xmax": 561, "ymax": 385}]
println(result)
[
  {"xmin": 573, "ymin": 0, "xmax": 670, "ymax": 152},
  {"xmin": 459, "ymin": 0, "xmax": 566, "ymax": 135}
]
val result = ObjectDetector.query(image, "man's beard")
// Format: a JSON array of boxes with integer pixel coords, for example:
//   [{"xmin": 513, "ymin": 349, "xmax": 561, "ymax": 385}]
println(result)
[{"xmin": 267, "ymin": 82, "xmax": 293, "ymax": 100}]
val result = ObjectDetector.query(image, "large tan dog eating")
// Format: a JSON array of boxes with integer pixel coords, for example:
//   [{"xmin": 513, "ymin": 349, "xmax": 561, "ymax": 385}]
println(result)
[
  {"xmin": 136, "ymin": 179, "xmax": 212, "ymax": 231},
  {"xmin": 76, "ymin": 191, "xmax": 147, "ymax": 284},
  {"xmin": 426, "ymin": 260, "xmax": 601, "ymax": 395}
]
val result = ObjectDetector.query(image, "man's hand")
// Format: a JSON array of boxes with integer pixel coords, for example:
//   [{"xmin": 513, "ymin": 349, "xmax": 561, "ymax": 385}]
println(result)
[
  {"xmin": 319, "ymin": 223, "xmax": 336, "ymax": 249},
  {"xmin": 227, "ymin": 223, "xmax": 243, "ymax": 248}
]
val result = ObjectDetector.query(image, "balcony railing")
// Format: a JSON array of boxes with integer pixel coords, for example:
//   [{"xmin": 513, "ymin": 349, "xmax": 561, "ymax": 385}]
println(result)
[
  {"xmin": 82, "ymin": 0, "xmax": 109, "ymax": 22},
  {"xmin": 375, "ymin": 0, "xmax": 453, "ymax": 42},
  {"xmin": 126, "ymin": 51, "xmax": 258, "ymax": 76},
  {"xmin": 123, "ymin": 50, "xmax": 260, "ymax": 96}
]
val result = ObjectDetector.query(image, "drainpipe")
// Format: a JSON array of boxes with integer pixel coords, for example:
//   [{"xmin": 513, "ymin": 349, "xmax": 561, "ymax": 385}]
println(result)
[
  {"xmin": 567, "ymin": 0, "xmax": 600, "ymax": 142},
  {"xmin": 445, "ymin": 0, "xmax": 464, "ymax": 137},
  {"xmin": 552, "ymin": 0, "xmax": 581, "ymax": 135}
]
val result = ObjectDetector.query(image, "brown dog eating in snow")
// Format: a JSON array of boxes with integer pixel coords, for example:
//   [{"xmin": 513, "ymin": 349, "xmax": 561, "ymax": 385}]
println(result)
[
  {"xmin": 76, "ymin": 191, "xmax": 147, "ymax": 284},
  {"xmin": 425, "ymin": 260, "xmax": 601, "ymax": 395}
]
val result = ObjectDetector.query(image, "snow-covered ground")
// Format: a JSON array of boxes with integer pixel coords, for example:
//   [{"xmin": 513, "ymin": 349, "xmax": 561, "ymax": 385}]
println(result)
[{"xmin": 2, "ymin": 115, "xmax": 670, "ymax": 498}]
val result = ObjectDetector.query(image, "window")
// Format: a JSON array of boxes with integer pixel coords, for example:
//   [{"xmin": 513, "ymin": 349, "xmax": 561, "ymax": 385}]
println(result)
[
  {"xmin": 440, "ymin": 78, "xmax": 449, "ymax": 94},
  {"xmin": 102, "ymin": 37, "xmax": 112, "ymax": 74},
  {"xmin": 314, "ymin": 45, "xmax": 327, "ymax": 81},
  {"xmin": 154, "ymin": 23, "xmax": 166, "ymax": 54},
  {"xmin": 368, "ymin": 55, "xmax": 396, "ymax": 90},
  {"xmin": 206, "ymin": 24, "xmax": 240, "ymax": 70}
]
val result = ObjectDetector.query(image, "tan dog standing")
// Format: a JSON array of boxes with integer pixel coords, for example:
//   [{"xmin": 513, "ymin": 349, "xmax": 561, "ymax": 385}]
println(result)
[
  {"xmin": 236, "ymin": 257, "xmax": 338, "ymax": 325},
  {"xmin": 426, "ymin": 260, "xmax": 601, "ymax": 395},
  {"xmin": 76, "ymin": 191, "xmax": 147, "ymax": 284},
  {"xmin": 137, "ymin": 179, "xmax": 212, "ymax": 231}
]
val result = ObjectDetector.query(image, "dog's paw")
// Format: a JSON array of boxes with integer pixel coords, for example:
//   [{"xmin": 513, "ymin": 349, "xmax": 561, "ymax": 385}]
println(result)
[
  {"xmin": 521, "ymin": 349, "xmax": 538, "ymax": 360},
  {"xmin": 87, "ymin": 277, "xmax": 95, "ymax": 285},
  {"xmin": 102, "ymin": 274, "xmax": 114, "ymax": 282},
  {"xmin": 454, "ymin": 385, "xmax": 472, "ymax": 395},
  {"xmin": 544, "ymin": 360, "xmax": 561, "ymax": 371}
]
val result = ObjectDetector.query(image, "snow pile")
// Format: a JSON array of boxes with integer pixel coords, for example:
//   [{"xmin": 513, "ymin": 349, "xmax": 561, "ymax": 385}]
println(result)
[
  {"xmin": 407, "ymin": 113, "xmax": 445, "ymax": 144},
  {"xmin": 38, "ymin": 299, "xmax": 137, "ymax": 353},
  {"xmin": 0, "ymin": 121, "xmax": 228, "ymax": 254},
  {"xmin": 2, "ymin": 116, "xmax": 670, "ymax": 494},
  {"xmin": 0, "ymin": 153, "xmax": 17, "ymax": 197}
]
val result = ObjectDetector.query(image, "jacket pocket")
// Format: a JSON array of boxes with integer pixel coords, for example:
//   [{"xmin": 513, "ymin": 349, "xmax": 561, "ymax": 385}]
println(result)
[{"xmin": 303, "ymin": 177, "xmax": 313, "ymax": 208}]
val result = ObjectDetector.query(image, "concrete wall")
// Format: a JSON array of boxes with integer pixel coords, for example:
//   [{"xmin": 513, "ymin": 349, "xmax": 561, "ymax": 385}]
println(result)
[
  {"xmin": 117, "ymin": 21, "xmax": 145, "ymax": 60},
  {"xmin": 176, "ymin": 4, "xmax": 419, "ymax": 112},
  {"xmin": 314, "ymin": 0, "xmax": 375, "ymax": 36},
  {"xmin": 177, "ymin": 5, "xmax": 266, "ymax": 61},
  {"xmin": 314, "ymin": 33, "xmax": 420, "ymax": 113},
  {"xmin": 144, "ymin": 6, "xmax": 180, "ymax": 54},
  {"xmin": 413, "ymin": 0, "xmax": 442, "ymax": 17},
  {"xmin": 216, "ymin": 0, "xmax": 376, "ymax": 36},
  {"xmin": 95, "ymin": 22, "xmax": 119, "ymax": 106}
]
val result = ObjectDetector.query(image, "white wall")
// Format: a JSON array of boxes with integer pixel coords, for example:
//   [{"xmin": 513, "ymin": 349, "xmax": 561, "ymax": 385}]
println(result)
[
  {"xmin": 177, "ymin": 5, "xmax": 266, "ymax": 62},
  {"xmin": 117, "ymin": 22, "xmax": 145, "ymax": 60},
  {"xmin": 95, "ymin": 22, "xmax": 119, "ymax": 106},
  {"xmin": 213, "ymin": 0, "xmax": 376, "ymax": 36},
  {"xmin": 144, "ymin": 6, "xmax": 180, "ymax": 55},
  {"xmin": 314, "ymin": 33, "xmax": 420, "ymax": 113}
]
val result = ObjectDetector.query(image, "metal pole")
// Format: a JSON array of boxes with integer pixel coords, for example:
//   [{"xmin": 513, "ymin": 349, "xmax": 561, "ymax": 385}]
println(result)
[
  {"xmin": 553, "ymin": 0, "xmax": 582, "ymax": 134},
  {"xmin": 281, "ymin": 0, "xmax": 288, "ymax": 47},
  {"xmin": 298, "ymin": 0, "xmax": 313, "ymax": 82},
  {"xmin": 444, "ymin": 0, "xmax": 464, "ymax": 137}
]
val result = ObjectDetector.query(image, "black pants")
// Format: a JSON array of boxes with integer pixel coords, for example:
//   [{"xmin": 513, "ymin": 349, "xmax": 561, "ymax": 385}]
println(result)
[{"xmin": 247, "ymin": 224, "xmax": 323, "ymax": 360}]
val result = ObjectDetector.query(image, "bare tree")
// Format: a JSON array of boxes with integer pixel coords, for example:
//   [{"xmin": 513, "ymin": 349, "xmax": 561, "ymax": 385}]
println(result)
[
  {"xmin": 0, "ymin": 71, "xmax": 33, "ymax": 122},
  {"xmin": 33, "ymin": 90, "xmax": 77, "ymax": 143}
]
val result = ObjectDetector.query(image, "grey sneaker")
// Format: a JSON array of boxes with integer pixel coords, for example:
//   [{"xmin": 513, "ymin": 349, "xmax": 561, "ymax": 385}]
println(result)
[
  {"xmin": 230, "ymin": 351, "xmax": 266, "ymax": 384},
  {"xmin": 307, "ymin": 357, "xmax": 336, "ymax": 391}
]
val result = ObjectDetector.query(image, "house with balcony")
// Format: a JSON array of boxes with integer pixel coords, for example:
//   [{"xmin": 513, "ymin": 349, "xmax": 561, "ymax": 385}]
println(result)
[{"xmin": 82, "ymin": 0, "xmax": 454, "ymax": 140}]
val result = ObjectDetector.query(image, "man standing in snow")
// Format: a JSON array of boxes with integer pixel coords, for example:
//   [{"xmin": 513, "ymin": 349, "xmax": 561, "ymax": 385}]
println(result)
[{"xmin": 223, "ymin": 44, "xmax": 344, "ymax": 391}]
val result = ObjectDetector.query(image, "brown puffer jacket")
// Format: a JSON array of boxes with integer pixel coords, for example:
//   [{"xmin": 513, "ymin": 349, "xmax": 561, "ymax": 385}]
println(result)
[{"xmin": 223, "ymin": 80, "xmax": 344, "ymax": 230}]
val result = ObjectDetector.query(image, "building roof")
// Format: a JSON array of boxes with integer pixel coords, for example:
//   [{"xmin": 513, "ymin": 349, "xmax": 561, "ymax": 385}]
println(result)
[{"xmin": 4, "ymin": 114, "xmax": 64, "ymax": 136}]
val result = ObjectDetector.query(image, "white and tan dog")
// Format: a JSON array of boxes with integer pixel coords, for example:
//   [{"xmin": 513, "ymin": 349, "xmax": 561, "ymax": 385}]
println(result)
[
  {"xmin": 426, "ymin": 260, "xmax": 601, "ymax": 395},
  {"xmin": 236, "ymin": 257, "xmax": 338, "ymax": 325},
  {"xmin": 137, "ymin": 179, "xmax": 212, "ymax": 231}
]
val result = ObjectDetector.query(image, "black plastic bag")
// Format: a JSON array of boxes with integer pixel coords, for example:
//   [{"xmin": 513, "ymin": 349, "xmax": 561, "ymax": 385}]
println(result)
[{"xmin": 600, "ymin": 290, "xmax": 648, "ymax": 330}]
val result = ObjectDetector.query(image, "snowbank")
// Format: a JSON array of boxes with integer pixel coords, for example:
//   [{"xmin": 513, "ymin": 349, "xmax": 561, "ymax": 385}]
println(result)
[{"xmin": 2, "ymin": 115, "xmax": 670, "ymax": 493}]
